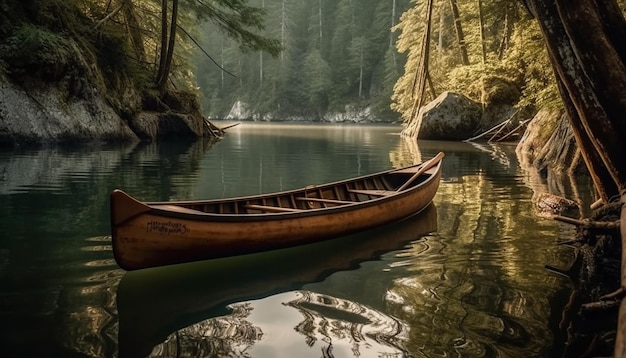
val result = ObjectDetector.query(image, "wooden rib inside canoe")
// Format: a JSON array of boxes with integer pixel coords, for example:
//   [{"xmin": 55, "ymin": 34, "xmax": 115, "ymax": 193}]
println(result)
[{"xmin": 110, "ymin": 152, "xmax": 444, "ymax": 270}]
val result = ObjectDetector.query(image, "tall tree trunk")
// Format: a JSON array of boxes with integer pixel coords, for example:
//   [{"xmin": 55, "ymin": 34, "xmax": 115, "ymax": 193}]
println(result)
[
  {"xmin": 477, "ymin": 0, "xmax": 486, "ymax": 64},
  {"xmin": 438, "ymin": 1, "xmax": 446, "ymax": 50},
  {"xmin": 281, "ymin": 0, "xmax": 286, "ymax": 63},
  {"xmin": 358, "ymin": 45, "xmax": 363, "ymax": 98},
  {"xmin": 260, "ymin": 0, "xmax": 265, "ymax": 88},
  {"xmin": 156, "ymin": 0, "xmax": 168, "ymax": 85},
  {"xmin": 220, "ymin": 40, "xmax": 225, "ymax": 91},
  {"xmin": 407, "ymin": 0, "xmax": 435, "ymax": 132},
  {"xmin": 318, "ymin": 0, "xmax": 323, "ymax": 43},
  {"xmin": 121, "ymin": 0, "xmax": 146, "ymax": 62},
  {"xmin": 157, "ymin": 0, "xmax": 179, "ymax": 90},
  {"xmin": 448, "ymin": 0, "xmax": 469, "ymax": 65},
  {"xmin": 390, "ymin": 0, "xmax": 397, "ymax": 48},
  {"xmin": 497, "ymin": 8, "xmax": 509, "ymax": 60},
  {"xmin": 524, "ymin": 0, "xmax": 626, "ymax": 201}
]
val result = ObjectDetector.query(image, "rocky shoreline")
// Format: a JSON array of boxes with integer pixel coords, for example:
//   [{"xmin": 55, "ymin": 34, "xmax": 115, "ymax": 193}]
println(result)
[{"xmin": 0, "ymin": 74, "xmax": 208, "ymax": 147}]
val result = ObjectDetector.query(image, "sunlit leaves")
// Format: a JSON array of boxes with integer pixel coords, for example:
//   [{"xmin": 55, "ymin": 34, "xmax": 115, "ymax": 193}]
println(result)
[{"xmin": 392, "ymin": 0, "xmax": 561, "ymax": 122}]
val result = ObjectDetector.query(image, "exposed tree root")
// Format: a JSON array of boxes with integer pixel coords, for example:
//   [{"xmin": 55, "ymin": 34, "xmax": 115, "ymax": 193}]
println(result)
[{"xmin": 547, "ymin": 201, "xmax": 623, "ymax": 357}]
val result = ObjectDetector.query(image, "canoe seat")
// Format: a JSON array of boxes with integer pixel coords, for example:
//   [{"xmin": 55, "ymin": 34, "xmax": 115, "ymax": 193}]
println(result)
[
  {"xmin": 152, "ymin": 205, "xmax": 206, "ymax": 214},
  {"xmin": 245, "ymin": 204, "xmax": 302, "ymax": 213},
  {"xmin": 348, "ymin": 189, "xmax": 397, "ymax": 196}
]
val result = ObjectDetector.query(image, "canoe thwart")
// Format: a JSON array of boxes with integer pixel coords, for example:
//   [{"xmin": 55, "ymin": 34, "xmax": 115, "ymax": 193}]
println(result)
[
  {"xmin": 152, "ymin": 205, "xmax": 205, "ymax": 214},
  {"xmin": 244, "ymin": 204, "xmax": 303, "ymax": 213},
  {"xmin": 295, "ymin": 197, "xmax": 354, "ymax": 205},
  {"xmin": 348, "ymin": 189, "xmax": 397, "ymax": 196}
]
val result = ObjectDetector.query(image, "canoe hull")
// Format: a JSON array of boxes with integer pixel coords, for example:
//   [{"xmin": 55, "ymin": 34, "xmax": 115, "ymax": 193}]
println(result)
[{"xmin": 111, "ymin": 154, "xmax": 443, "ymax": 270}]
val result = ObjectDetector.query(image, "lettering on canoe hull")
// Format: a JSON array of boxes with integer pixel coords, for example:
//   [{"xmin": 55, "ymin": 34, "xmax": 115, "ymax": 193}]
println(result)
[{"xmin": 147, "ymin": 221, "xmax": 189, "ymax": 235}]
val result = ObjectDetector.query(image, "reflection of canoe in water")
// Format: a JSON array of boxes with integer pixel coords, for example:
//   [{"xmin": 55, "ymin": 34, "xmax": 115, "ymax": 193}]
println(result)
[
  {"xmin": 146, "ymin": 290, "xmax": 412, "ymax": 357},
  {"xmin": 285, "ymin": 290, "xmax": 410, "ymax": 356},
  {"xmin": 116, "ymin": 205, "xmax": 437, "ymax": 357},
  {"xmin": 110, "ymin": 152, "xmax": 443, "ymax": 270}
]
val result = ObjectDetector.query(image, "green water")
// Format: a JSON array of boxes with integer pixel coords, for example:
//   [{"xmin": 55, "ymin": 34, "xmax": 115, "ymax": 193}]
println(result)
[{"xmin": 0, "ymin": 123, "xmax": 587, "ymax": 357}]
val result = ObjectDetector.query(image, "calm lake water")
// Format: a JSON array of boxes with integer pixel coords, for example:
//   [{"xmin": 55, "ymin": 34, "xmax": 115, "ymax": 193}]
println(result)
[{"xmin": 0, "ymin": 122, "xmax": 591, "ymax": 357}]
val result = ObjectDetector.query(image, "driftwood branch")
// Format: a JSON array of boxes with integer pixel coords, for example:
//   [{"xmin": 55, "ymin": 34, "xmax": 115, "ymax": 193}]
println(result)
[
  {"xmin": 582, "ymin": 299, "xmax": 621, "ymax": 312},
  {"xmin": 94, "ymin": 2, "xmax": 125, "ymax": 30},
  {"xmin": 601, "ymin": 286, "xmax": 626, "ymax": 301},
  {"xmin": 493, "ymin": 118, "xmax": 529, "ymax": 142},
  {"xmin": 464, "ymin": 109, "xmax": 520, "ymax": 142},
  {"xmin": 203, "ymin": 119, "xmax": 240, "ymax": 138},
  {"xmin": 551, "ymin": 215, "xmax": 620, "ymax": 231},
  {"xmin": 464, "ymin": 119, "xmax": 509, "ymax": 142},
  {"xmin": 219, "ymin": 123, "xmax": 240, "ymax": 131}
]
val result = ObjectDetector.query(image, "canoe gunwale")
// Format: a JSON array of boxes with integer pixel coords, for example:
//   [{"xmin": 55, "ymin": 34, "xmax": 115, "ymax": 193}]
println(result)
[
  {"xmin": 143, "ymin": 161, "xmax": 426, "ymax": 206},
  {"xmin": 142, "ymin": 164, "xmax": 440, "ymax": 222}
]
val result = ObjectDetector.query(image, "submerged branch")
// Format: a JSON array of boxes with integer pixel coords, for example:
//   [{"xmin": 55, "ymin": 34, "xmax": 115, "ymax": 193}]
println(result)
[{"xmin": 551, "ymin": 215, "xmax": 620, "ymax": 231}]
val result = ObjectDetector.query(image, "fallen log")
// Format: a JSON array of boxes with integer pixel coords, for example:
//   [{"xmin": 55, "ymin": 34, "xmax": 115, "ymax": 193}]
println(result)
[{"xmin": 203, "ymin": 119, "xmax": 240, "ymax": 138}]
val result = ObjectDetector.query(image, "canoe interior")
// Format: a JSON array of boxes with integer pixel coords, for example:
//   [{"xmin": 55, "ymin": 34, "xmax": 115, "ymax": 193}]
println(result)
[{"xmin": 148, "ymin": 166, "xmax": 437, "ymax": 215}]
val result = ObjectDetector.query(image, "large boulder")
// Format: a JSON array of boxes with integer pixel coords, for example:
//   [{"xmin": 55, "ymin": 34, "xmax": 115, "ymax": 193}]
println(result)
[{"xmin": 403, "ymin": 91, "xmax": 482, "ymax": 140}]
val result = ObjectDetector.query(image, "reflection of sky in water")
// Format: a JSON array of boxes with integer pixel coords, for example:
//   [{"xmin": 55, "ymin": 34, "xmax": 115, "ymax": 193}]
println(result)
[{"xmin": 152, "ymin": 291, "xmax": 410, "ymax": 358}]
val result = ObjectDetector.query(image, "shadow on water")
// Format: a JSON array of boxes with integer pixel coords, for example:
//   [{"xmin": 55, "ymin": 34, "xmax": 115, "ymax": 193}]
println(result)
[{"xmin": 116, "ymin": 205, "xmax": 437, "ymax": 357}]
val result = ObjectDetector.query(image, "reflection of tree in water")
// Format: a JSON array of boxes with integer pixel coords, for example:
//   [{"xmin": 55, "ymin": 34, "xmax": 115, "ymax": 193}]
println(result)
[
  {"xmin": 150, "ymin": 303, "xmax": 262, "ymax": 358},
  {"xmin": 380, "ymin": 159, "xmax": 569, "ymax": 356},
  {"xmin": 285, "ymin": 291, "xmax": 411, "ymax": 357},
  {"xmin": 389, "ymin": 136, "xmax": 422, "ymax": 169}
]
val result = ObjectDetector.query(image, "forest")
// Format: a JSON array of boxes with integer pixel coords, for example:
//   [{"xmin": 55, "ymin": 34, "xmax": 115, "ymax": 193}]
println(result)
[
  {"xmin": 0, "ymin": 0, "xmax": 566, "ymax": 123},
  {"xmin": 194, "ymin": 0, "xmax": 558, "ymax": 122},
  {"xmin": 0, "ymin": 0, "xmax": 618, "ymax": 125}
]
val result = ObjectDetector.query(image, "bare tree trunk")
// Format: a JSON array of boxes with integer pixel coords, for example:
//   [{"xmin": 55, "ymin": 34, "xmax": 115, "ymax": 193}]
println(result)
[
  {"xmin": 477, "ymin": 0, "xmax": 486, "ymax": 64},
  {"xmin": 555, "ymin": 73, "xmax": 618, "ymax": 201},
  {"xmin": 157, "ymin": 0, "xmax": 179, "ymax": 90},
  {"xmin": 260, "ymin": 0, "xmax": 265, "ymax": 88},
  {"xmin": 318, "ymin": 0, "xmax": 323, "ymax": 42},
  {"xmin": 524, "ymin": 0, "xmax": 626, "ymax": 201},
  {"xmin": 497, "ymin": 8, "xmax": 509, "ymax": 60},
  {"xmin": 390, "ymin": 0, "xmax": 397, "ymax": 48},
  {"xmin": 121, "ymin": 0, "xmax": 146, "ymax": 62},
  {"xmin": 407, "ymin": 0, "xmax": 435, "ymax": 133},
  {"xmin": 156, "ymin": 0, "xmax": 168, "ymax": 85},
  {"xmin": 449, "ymin": 0, "xmax": 469, "ymax": 65},
  {"xmin": 281, "ymin": 0, "xmax": 286, "ymax": 63}
]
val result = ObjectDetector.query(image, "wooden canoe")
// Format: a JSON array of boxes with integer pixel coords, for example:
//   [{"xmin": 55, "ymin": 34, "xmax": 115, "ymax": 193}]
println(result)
[
  {"xmin": 116, "ymin": 205, "xmax": 438, "ymax": 357},
  {"xmin": 110, "ymin": 152, "xmax": 444, "ymax": 270}
]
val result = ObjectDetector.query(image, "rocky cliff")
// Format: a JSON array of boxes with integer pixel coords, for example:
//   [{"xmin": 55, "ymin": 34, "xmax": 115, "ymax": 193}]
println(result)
[{"xmin": 0, "ymin": 73, "xmax": 207, "ymax": 146}]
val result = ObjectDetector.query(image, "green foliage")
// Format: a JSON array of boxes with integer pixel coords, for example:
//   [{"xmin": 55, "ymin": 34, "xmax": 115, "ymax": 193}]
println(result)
[
  {"xmin": 190, "ymin": 0, "xmax": 282, "ymax": 56},
  {"xmin": 392, "ymin": 0, "xmax": 562, "ymax": 123},
  {"xmin": 303, "ymin": 49, "xmax": 332, "ymax": 117},
  {"xmin": 0, "ymin": 24, "xmax": 74, "ymax": 79},
  {"xmin": 502, "ymin": 17, "xmax": 560, "ymax": 110}
]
